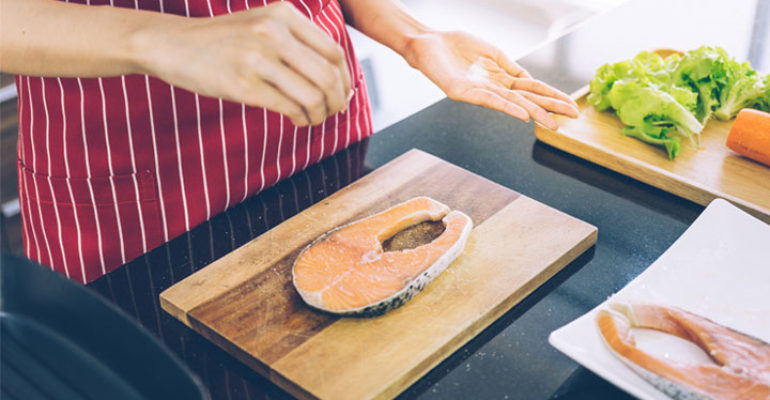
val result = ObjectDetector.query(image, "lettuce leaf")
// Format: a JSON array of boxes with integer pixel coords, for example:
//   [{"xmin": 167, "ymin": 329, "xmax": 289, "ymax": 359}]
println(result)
[
  {"xmin": 588, "ymin": 51, "xmax": 679, "ymax": 112},
  {"xmin": 607, "ymin": 81, "xmax": 703, "ymax": 159},
  {"xmin": 588, "ymin": 46, "xmax": 768, "ymax": 159},
  {"xmin": 751, "ymin": 75, "xmax": 770, "ymax": 111},
  {"xmin": 712, "ymin": 67, "xmax": 770, "ymax": 120},
  {"xmin": 672, "ymin": 46, "xmax": 731, "ymax": 124}
]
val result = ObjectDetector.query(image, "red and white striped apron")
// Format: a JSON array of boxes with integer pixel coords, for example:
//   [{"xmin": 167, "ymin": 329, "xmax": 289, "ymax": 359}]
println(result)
[{"xmin": 16, "ymin": 0, "xmax": 373, "ymax": 284}]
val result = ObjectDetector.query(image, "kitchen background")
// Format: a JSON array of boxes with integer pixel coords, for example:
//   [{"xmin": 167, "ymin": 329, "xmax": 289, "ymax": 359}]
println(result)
[{"xmin": 0, "ymin": 0, "xmax": 627, "ymax": 254}]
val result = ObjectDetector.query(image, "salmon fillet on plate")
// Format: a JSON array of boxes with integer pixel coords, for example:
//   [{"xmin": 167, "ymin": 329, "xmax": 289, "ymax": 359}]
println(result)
[{"xmin": 596, "ymin": 302, "xmax": 770, "ymax": 400}]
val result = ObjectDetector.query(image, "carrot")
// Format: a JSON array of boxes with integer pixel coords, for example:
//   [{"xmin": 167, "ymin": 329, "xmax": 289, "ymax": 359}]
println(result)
[{"xmin": 726, "ymin": 108, "xmax": 770, "ymax": 167}]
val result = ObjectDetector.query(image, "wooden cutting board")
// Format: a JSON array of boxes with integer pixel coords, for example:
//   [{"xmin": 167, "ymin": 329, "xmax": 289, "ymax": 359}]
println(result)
[
  {"xmin": 160, "ymin": 149, "xmax": 597, "ymax": 400},
  {"xmin": 535, "ymin": 87, "xmax": 770, "ymax": 223}
]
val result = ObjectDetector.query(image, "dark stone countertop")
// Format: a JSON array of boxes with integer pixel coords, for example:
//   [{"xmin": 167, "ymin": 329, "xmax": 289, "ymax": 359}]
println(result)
[{"xmin": 86, "ymin": 0, "xmax": 769, "ymax": 398}]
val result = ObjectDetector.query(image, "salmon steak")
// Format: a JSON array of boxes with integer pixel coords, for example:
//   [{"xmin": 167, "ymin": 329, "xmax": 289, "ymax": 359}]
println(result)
[
  {"xmin": 596, "ymin": 302, "xmax": 770, "ymax": 400},
  {"xmin": 292, "ymin": 197, "xmax": 473, "ymax": 316}
]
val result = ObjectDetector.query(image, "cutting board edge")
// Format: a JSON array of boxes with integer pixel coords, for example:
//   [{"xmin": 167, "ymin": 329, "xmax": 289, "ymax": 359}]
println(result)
[
  {"xmin": 159, "ymin": 148, "xmax": 601, "ymax": 400},
  {"xmin": 188, "ymin": 315, "xmax": 274, "ymax": 377},
  {"xmin": 534, "ymin": 124, "xmax": 770, "ymax": 223},
  {"xmin": 366, "ymin": 225, "xmax": 599, "ymax": 400},
  {"xmin": 268, "ymin": 197, "xmax": 599, "ymax": 400},
  {"xmin": 159, "ymin": 292, "xmax": 191, "ymax": 327},
  {"xmin": 270, "ymin": 368, "xmax": 322, "ymax": 400},
  {"xmin": 184, "ymin": 201, "xmax": 537, "ymax": 400},
  {"xmin": 535, "ymin": 83, "xmax": 770, "ymax": 223}
]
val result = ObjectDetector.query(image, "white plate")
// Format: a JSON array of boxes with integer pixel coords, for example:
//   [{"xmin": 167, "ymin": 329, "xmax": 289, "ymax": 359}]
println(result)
[{"xmin": 549, "ymin": 199, "xmax": 770, "ymax": 400}]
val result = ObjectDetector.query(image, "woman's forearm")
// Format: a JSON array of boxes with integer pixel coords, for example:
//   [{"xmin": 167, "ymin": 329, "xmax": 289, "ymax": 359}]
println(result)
[
  {"xmin": 1, "ymin": 0, "xmax": 352, "ymax": 126},
  {"xmin": 337, "ymin": 0, "xmax": 430, "ymax": 67},
  {"xmin": 0, "ymin": 0, "xmax": 179, "ymax": 77}
]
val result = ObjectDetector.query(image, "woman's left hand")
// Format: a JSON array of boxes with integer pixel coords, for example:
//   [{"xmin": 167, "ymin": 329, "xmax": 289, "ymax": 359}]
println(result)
[{"xmin": 402, "ymin": 30, "xmax": 579, "ymax": 130}]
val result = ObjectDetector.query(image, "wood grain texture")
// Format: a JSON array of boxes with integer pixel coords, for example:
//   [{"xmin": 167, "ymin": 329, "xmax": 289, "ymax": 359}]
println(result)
[
  {"xmin": 160, "ymin": 149, "xmax": 597, "ymax": 400},
  {"xmin": 271, "ymin": 196, "xmax": 597, "ymax": 400},
  {"xmin": 534, "ymin": 87, "xmax": 770, "ymax": 223},
  {"xmin": 160, "ymin": 149, "xmax": 445, "ymax": 325}
]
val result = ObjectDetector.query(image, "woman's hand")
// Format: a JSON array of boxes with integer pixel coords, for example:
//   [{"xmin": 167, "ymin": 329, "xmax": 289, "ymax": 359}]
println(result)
[
  {"xmin": 136, "ymin": 2, "xmax": 351, "ymax": 126},
  {"xmin": 2, "ymin": 0, "xmax": 349, "ymax": 126},
  {"xmin": 402, "ymin": 31, "xmax": 579, "ymax": 130}
]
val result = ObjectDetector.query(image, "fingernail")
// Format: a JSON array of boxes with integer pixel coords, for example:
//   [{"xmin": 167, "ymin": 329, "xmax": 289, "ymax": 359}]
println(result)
[{"xmin": 346, "ymin": 90, "xmax": 354, "ymax": 102}]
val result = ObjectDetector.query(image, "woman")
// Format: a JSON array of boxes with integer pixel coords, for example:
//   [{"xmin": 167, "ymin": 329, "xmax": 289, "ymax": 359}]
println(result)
[{"xmin": 1, "ymin": 0, "xmax": 579, "ymax": 283}]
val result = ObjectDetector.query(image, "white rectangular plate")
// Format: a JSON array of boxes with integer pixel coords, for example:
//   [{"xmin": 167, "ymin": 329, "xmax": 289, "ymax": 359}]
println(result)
[{"xmin": 549, "ymin": 199, "xmax": 770, "ymax": 400}]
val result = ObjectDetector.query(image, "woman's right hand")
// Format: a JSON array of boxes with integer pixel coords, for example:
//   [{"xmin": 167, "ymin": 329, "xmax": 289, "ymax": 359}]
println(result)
[{"xmin": 135, "ymin": 2, "xmax": 351, "ymax": 126}]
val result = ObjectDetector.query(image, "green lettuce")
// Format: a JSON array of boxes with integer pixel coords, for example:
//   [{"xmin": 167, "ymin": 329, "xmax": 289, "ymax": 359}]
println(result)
[
  {"xmin": 607, "ymin": 81, "xmax": 703, "ymax": 159},
  {"xmin": 588, "ymin": 46, "xmax": 769, "ymax": 159},
  {"xmin": 588, "ymin": 60, "xmax": 641, "ymax": 112},
  {"xmin": 713, "ymin": 70, "xmax": 770, "ymax": 120},
  {"xmin": 588, "ymin": 51, "xmax": 680, "ymax": 112},
  {"xmin": 672, "ymin": 46, "xmax": 731, "ymax": 123},
  {"xmin": 752, "ymin": 75, "xmax": 770, "ymax": 110}
]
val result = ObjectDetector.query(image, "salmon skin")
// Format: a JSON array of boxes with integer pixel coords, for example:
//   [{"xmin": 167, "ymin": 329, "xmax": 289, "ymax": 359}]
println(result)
[
  {"xmin": 596, "ymin": 302, "xmax": 770, "ymax": 400},
  {"xmin": 292, "ymin": 197, "xmax": 472, "ymax": 317}
]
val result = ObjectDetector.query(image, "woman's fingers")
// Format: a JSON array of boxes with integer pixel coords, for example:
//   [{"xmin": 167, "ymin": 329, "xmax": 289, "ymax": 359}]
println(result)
[
  {"xmin": 255, "ymin": 58, "xmax": 329, "ymax": 126},
  {"xmin": 401, "ymin": 30, "xmax": 575, "ymax": 128},
  {"xmin": 509, "ymin": 77, "xmax": 578, "ymax": 110},
  {"xmin": 517, "ymin": 90, "xmax": 579, "ymax": 119},
  {"xmin": 246, "ymin": 82, "xmax": 310, "ymax": 126},
  {"xmin": 461, "ymin": 88, "xmax": 530, "ymax": 122},
  {"xmin": 490, "ymin": 64, "xmax": 579, "ymax": 117},
  {"xmin": 290, "ymin": 29, "xmax": 352, "ymax": 100},
  {"xmin": 489, "ymin": 86, "xmax": 559, "ymax": 130},
  {"xmin": 143, "ymin": 2, "xmax": 353, "ymax": 124},
  {"xmin": 460, "ymin": 85, "xmax": 565, "ymax": 130},
  {"xmin": 278, "ymin": 39, "xmax": 348, "ymax": 115},
  {"xmin": 271, "ymin": 3, "xmax": 343, "ymax": 62},
  {"xmin": 495, "ymin": 51, "xmax": 532, "ymax": 79},
  {"xmin": 271, "ymin": 3, "xmax": 352, "ymax": 96}
]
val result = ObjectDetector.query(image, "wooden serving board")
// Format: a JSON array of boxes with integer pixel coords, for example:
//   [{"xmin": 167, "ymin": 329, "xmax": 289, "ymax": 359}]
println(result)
[
  {"xmin": 535, "ymin": 87, "xmax": 770, "ymax": 223},
  {"xmin": 160, "ymin": 149, "xmax": 597, "ymax": 400}
]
